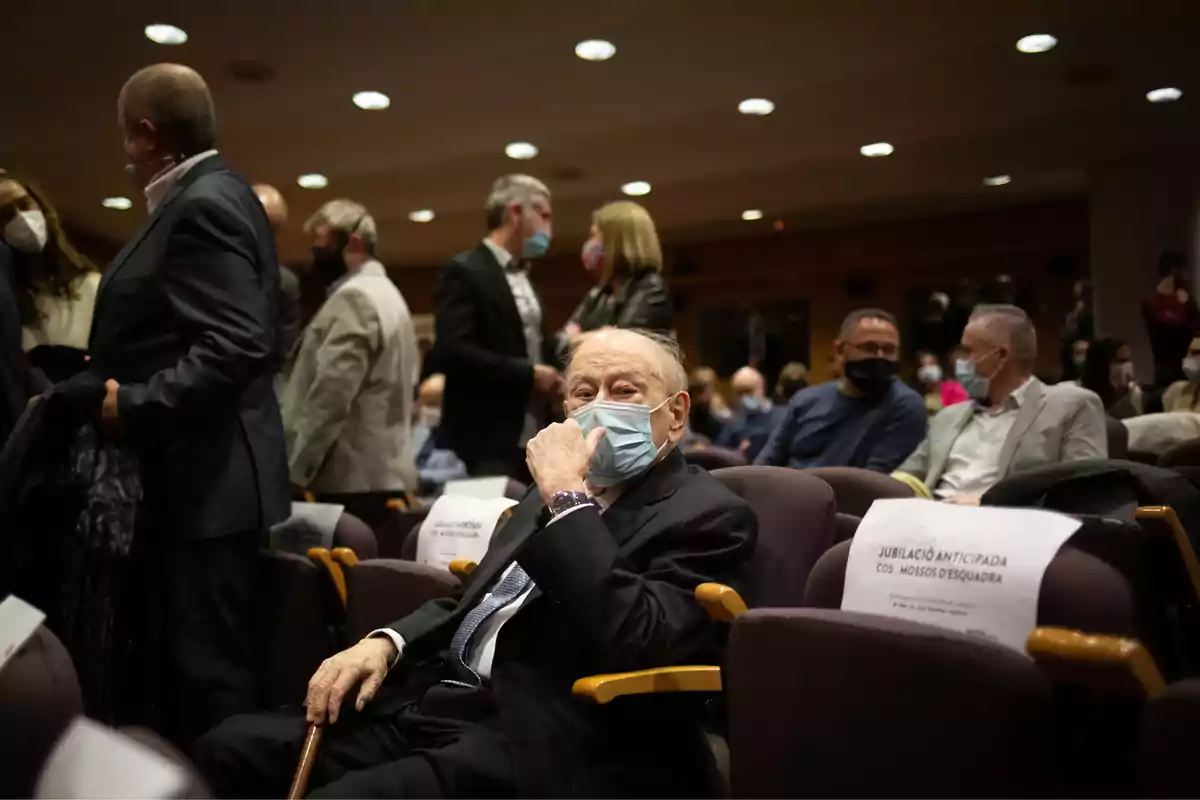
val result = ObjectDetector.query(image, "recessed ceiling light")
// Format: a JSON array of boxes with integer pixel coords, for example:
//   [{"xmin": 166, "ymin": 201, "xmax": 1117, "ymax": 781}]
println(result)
[
  {"xmin": 983, "ymin": 174, "xmax": 1012, "ymax": 187},
  {"xmin": 738, "ymin": 98, "xmax": 775, "ymax": 116},
  {"xmin": 741, "ymin": 209, "xmax": 764, "ymax": 221},
  {"xmin": 102, "ymin": 196, "xmax": 133, "ymax": 210},
  {"xmin": 297, "ymin": 173, "xmax": 328, "ymax": 189},
  {"xmin": 144, "ymin": 24, "xmax": 188, "ymax": 45},
  {"xmin": 1015, "ymin": 33, "xmax": 1057, "ymax": 54},
  {"xmin": 408, "ymin": 209, "xmax": 435, "ymax": 223},
  {"xmin": 1146, "ymin": 86, "xmax": 1183, "ymax": 103},
  {"xmin": 505, "ymin": 141, "xmax": 539, "ymax": 160},
  {"xmin": 621, "ymin": 181, "xmax": 651, "ymax": 197},
  {"xmin": 352, "ymin": 91, "xmax": 390, "ymax": 110},
  {"xmin": 859, "ymin": 142, "xmax": 894, "ymax": 157},
  {"xmin": 575, "ymin": 39, "xmax": 616, "ymax": 61}
]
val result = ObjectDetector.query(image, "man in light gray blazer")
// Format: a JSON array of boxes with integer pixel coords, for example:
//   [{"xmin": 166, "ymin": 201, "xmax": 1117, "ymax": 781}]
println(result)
[
  {"xmin": 897, "ymin": 304, "xmax": 1107, "ymax": 502},
  {"xmin": 281, "ymin": 200, "xmax": 418, "ymax": 495}
]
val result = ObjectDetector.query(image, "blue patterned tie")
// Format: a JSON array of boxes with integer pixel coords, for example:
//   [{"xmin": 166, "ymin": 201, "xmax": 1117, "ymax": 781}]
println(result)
[{"xmin": 448, "ymin": 564, "xmax": 534, "ymax": 683}]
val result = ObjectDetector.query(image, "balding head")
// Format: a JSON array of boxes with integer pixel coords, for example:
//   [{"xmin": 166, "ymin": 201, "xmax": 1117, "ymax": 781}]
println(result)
[
  {"xmin": 731, "ymin": 366, "xmax": 765, "ymax": 399},
  {"xmin": 565, "ymin": 328, "xmax": 690, "ymax": 452},
  {"xmin": 418, "ymin": 373, "xmax": 445, "ymax": 407},
  {"xmin": 118, "ymin": 64, "xmax": 216, "ymax": 186},
  {"xmin": 253, "ymin": 184, "xmax": 288, "ymax": 233}
]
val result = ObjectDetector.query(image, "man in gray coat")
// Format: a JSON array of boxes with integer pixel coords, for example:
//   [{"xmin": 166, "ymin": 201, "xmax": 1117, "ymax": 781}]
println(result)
[
  {"xmin": 897, "ymin": 304, "xmax": 1107, "ymax": 502},
  {"xmin": 281, "ymin": 199, "xmax": 418, "ymax": 498}
]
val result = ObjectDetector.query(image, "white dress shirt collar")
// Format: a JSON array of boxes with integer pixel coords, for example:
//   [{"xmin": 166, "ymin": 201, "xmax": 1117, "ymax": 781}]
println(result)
[
  {"xmin": 481, "ymin": 236, "xmax": 517, "ymax": 270},
  {"xmin": 983, "ymin": 376, "xmax": 1034, "ymax": 414},
  {"xmin": 144, "ymin": 149, "xmax": 219, "ymax": 212}
]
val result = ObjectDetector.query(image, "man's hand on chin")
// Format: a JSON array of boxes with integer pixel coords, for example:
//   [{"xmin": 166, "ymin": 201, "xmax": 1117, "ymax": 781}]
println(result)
[
  {"xmin": 526, "ymin": 418, "xmax": 605, "ymax": 504},
  {"xmin": 100, "ymin": 379, "xmax": 121, "ymax": 437}
]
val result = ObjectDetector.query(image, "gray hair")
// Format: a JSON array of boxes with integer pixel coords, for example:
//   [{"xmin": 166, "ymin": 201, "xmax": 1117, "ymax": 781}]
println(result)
[
  {"xmin": 304, "ymin": 199, "xmax": 377, "ymax": 254},
  {"xmin": 567, "ymin": 328, "xmax": 687, "ymax": 395},
  {"xmin": 485, "ymin": 174, "xmax": 550, "ymax": 230},
  {"xmin": 970, "ymin": 304, "xmax": 1038, "ymax": 370}
]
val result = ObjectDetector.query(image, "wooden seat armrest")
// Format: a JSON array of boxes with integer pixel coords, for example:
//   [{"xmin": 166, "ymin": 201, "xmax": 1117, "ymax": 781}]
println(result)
[
  {"xmin": 1136, "ymin": 505, "xmax": 1200, "ymax": 603},
  {"xmin": 695, "ymin": 583, "xmax": 748, "ymax": 622},
  {"xmin": 572, "ymin": 666, "xmax": 722, "ymax": 704},
  {"xmin": 1027, "ymin": 627, "xmax": 1165, "ymax": 697},
  {"xmin": 331, "ymin": 547, "xmax": 359, "ymax": 568},
  {"xmin": 307, "ymin": 547, "xmax": 348, "ymax": 609},
  {"xmin": 448, "ymin": 559, "xmax": 478, "ymax": 580}
]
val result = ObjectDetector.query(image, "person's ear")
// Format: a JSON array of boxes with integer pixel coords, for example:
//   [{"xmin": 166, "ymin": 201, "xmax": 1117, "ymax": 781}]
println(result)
[{"xmin": 668, "ymin": 391, "xmax": 691, "ymax": 441}]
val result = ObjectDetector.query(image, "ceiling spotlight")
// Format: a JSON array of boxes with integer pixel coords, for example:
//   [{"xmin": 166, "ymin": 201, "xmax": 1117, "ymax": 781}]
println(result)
[
  {"xmin": 352, "ymin": 91, "xmax": 390, "ymax": 110},
  {"xmin": 983, "ymin": 174, "xmax": 1012, "ymax": 187},
  {"xmin": 505, "ymin": 141, "xmax": 539, "ymax": 160},
  {"xmin": 738, "ymin": 98, "xmax": 775, "ymax": 116},
  {"xmin": 102, "ymin": 196, "xmax": 133, "ymax": 210},
  {"xmin": 408, "ymin": 209, "xmax": 435, "ymax": 223},
  {"xmin": 859, "ymin": 141, "xmax": 894, "ymax": 157},
  {"xmin": 575, "ymin": 39, "xmax": 616, "ymax": 61},
  {"xmin": 144, "ymin": 24, "xmax": 188, "ymax": 45},
  {"xmin": 297, "ymin": 173, "xmax": 328, "ymax": 190},
  {"xmin": 741, "ymin": 209, "xmax": 764, "ymax": 221},
  {"xmin": 621, "ymin": 181, "xmax": 652, "ymax": 197},
  {"xmin": 1146, "ymin": 87, "xmax": 1184, "ymax": 103},
  {"xmin": 1015, "ymin": 33, "xmax": 1057, "ymax": 54}
]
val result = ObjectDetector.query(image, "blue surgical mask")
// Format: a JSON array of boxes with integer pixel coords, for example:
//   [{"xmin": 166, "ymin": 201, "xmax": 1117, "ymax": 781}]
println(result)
[
  {"xmin": 523, "ymin": 231, "xmax": 551, "ymax": 259},
  {"xmin": 955, "ymin": 357, "xmax": 990, "ymax": 402},
  {"xmin": 741, "ymin": 395, "xmax": 764, "ymax": 413},
  {"xmin": 571, "ymin": 395, "xmax": 675, "ymax": 487}
]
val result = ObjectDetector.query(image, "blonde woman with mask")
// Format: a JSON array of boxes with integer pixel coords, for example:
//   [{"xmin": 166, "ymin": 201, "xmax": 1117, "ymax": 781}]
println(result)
[{"xmin": 559, "ymin": 201, "xmax": 673, "ymax": 356}]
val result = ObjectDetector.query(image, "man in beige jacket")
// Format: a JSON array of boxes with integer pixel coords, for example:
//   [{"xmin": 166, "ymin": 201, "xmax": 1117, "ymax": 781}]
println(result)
[{"xmin": 281, "ymin": 199, "xmax": 419, "ymax": 501}]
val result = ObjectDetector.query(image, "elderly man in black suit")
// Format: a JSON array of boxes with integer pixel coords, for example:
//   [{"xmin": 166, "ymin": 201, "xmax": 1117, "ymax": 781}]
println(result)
[
  {"xmin": 434, "ymin": 174, "xmax": 563, "ymax": 479},
  {"xmin": 195, "ymin": 328, "xmax": 758, "ymax": 798},
  {"xmin": 90, "ymin": 63, "xmax": 290, "ymax": 746}
]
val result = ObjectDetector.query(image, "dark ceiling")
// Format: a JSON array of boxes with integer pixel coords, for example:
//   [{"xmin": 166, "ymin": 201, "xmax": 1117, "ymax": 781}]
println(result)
[{"xmin": 6, "ymin": 0, "xmax": 1199, "ymax": 265}]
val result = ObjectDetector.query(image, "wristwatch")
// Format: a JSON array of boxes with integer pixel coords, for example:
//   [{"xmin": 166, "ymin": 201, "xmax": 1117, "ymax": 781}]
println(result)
[{"xmin": 548, "ymin": 490, "xmax": 592, "ymax": 517}]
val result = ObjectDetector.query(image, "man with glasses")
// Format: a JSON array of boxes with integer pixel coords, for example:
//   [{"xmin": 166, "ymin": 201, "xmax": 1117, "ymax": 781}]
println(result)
[{"xmin": 756, "ymin": 308, "xmax": 925, "ymax": 471}]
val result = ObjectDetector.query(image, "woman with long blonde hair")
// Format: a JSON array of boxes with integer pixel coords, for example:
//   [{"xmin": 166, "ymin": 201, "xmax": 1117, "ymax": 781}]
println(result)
[{"xmin": 560, "ymin": 200, "xmax": 673, "ymax": 351}]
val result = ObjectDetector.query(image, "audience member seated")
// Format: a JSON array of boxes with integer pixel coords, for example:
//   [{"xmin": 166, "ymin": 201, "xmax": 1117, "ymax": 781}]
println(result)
[
  {"xmin": 688, "ymin": 365, "xmax": 731, "ymax": 440},
  {"xmin": 1081, "ymin": 337, "xmax": 1144, "ymax": 420},
  {"xmin": 1064, "ymin": 337, "xmax": 1090, "ymax": 384},
  {"xmin": 717, "ymin": 365, "xmax": 786, "ymax": 461},
  {"xmin": 411, "ymin": 373, "xmax": 468, "ymax": 495},
  {"xmin": 1144, "ymin": 251, "xmax": 1200, "ymax": 388},
  {"xmin": 1163, "ymin": 333, "xmax": 1200, "ymax": 412},
  {"xmin": 194, "ymin": 328, "xmax": 757, "ymax": 798},
  {"xmin": 773, "ymin": 360, "xmax": 809, "ymax": 403},
  {"xmin": 755, "ymin": 309, "xmax": 925, "ymax": 472},
  {"xmin": 916, "ymin": 348, "xmax": 969, "ymax": 417},
  {"xmin": 896, "ymin": 304, "xmax": 1107, "ymax": 503}
]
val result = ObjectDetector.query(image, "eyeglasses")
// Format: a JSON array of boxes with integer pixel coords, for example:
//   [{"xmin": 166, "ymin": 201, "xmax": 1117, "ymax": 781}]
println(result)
[{"xmin": 846, "ymin": 340, "xmax": 898, "ymax": 358}]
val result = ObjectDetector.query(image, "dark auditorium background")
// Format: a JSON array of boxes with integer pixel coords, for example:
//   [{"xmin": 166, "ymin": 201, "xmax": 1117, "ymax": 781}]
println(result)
[{"xmin": 7, "ymin": 0, "xmax": 1200, "ymax": 383}]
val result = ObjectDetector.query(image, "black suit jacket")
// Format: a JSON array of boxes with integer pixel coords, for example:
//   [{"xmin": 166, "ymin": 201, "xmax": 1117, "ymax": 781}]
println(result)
[
  {"xmin": 88, "ymin": 154, "xmax": 290, "ymax": 542},
  {"xmin": 386, "ymin": 448, "xmax": 758, "ymax": 796},
  {"xmin": 433, "ymin": 243, "xmax": 538, "ymax": 465},
  {"xmin": 0, "ymin": 243, "xmax": 26, "ymax": 446}
]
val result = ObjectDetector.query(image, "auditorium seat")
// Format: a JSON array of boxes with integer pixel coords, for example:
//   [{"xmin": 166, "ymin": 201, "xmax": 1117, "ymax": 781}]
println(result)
[
  {"xmin": 1140, "ymin": 678, "xmax": 1200, "ymax": 797},
  {"xmin": 0, "ymin": 625, "xmax": 83, "ymax": 796},
  {"xmin": 331, "ymin": 549, "xmax": 460, "ymax": 642},
  {"xmin": 1159, "ymin": 437, "xmax": 1200, "ymax": 469},
  {"xmin": 684, "ymin": 446, "xmax": 748, "ymax": 471},
  {"xmin": 711, "ymin": 466, "xmax": 835, "ymax": 607},
  {"xmin": 331, "ymin": 511, "xmax": 378, "ymax": 560},
  {"xmin": 1107, "ymin": 415, "xmax": 1130, "ymax": 460},
  {"xmin": 833, "ymin": 512, "xmax": 860, "ymax": 544},
  {"xmin": 726, "ymin": 608, "xmax": 1063, "ymax": 797},
  {"xmin": 377, "ymin": 507, "xmax": 430, "ymax": 559},
  {"xmin": 803, "ymin": 466, "xmax": 915, "ymax": 518}
]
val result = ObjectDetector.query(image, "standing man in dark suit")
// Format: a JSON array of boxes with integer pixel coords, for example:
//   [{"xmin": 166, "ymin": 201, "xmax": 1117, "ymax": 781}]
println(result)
[
  {"xmin": 195, "ymin": 328, "xmax": 758, "ymax": 797},
  {"xmin": 434, "ymin": 174, "xmax": 561, "ymax": 478},
  {"xmin": 90, "ymin": 63, "xmax": 290, "ymax": 747},
  {"xmin": 252, "ymin": 183, "xmax": 302, "ymax": 367}
]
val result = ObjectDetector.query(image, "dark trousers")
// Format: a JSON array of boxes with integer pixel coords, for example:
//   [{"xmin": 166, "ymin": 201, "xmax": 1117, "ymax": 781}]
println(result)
[
  {"xmin": 163, "ymin": 531, "xmax": 259, "ymax": 751},
  {"xmin": 194, "ymin": 683, "xmax": 514, "ymax": 798}
]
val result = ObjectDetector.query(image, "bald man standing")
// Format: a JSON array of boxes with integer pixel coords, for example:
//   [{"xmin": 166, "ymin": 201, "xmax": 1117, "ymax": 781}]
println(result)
[
  {"xmin": 89, "ymin": 63, "xmax": 289, "ymax": 745},
  {"xmin": 253, "ymin": 183, "xmax": 302, "ymax": 362}
]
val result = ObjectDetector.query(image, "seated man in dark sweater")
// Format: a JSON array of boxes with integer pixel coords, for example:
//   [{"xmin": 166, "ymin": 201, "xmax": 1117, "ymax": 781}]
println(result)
[{"xmin": 756, "ymin": 308, "xmax": 926, "ymax": 472}]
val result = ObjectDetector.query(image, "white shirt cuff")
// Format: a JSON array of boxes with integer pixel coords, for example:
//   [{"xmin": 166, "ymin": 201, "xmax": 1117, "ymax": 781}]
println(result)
[{"xmin": 367, "ymin": 629, "xmax": 406, "ymax": 670}]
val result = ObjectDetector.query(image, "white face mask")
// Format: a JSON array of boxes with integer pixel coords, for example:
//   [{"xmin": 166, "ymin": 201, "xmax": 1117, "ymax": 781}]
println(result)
[
  {"xmin": 4, "ymin": 209, "xmax": 47, "ymax": 253},
  {"xmin": 418, "ymin": 406, "xmax": 442, "ymax": 429}
]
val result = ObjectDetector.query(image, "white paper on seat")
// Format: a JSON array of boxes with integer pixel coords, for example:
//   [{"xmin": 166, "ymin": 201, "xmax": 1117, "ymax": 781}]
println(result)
[
  {"xmin": 0, "ymin": 595, "xmax": 46, "ymax": 673},
  {"xmin": 841, "ymin": 498, "xmax": 1081, "ymax": 653},
  {"xmin": 416, "ymin": 495, "xmax": 518, "ymax": 570},
  {"xmin": 443, "ymin": 476, "xmax": 510, "ymax": 499},
  {"xmin": 268, "ymin": 502, "xmax": 345, "ymax": 553},
  {"xmin": 36, "ymin": 717, "xmax": 188, "ymax": 799}
]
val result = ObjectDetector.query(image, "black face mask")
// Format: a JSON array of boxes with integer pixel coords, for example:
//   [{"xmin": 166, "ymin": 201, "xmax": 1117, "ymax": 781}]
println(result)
[
  {"xmin": 843, "ymin": 357, "xmax": 895, "ymax": 397},
  {"xmin": 311, "ymin": 244, "xmax": 347, "ymax": 287}
]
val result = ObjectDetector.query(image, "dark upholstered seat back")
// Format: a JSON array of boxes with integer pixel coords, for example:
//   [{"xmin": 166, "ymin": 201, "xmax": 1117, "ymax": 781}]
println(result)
[
  {"xmin": 331, "ymin": 511, "xmax": 379, "ymax": 560},
  {"xmin": 1159, "ymin": 437, "xmax": 1200, "ymax": 469},
  {"xmin": 343, "ymin": 560, "xmax": 460, "ymax": 642},
  {"xmin": 685, "ymin": 447, "xmax": 748, "ymax": 471},
  {"xmin": 803, "ymin": 467, "xmax": 914, "ymax": 518},
  {"xmin": 1108, "ymin": 416, "xmax": 1130, "ymax": 460},
  {"xmin": 712, "ymin": 467, "xmax": 835, "ymax": 607},
  {"xmin": 727, "ymin": 608, "xmax": 1061, "ymax": 797},
  {"xmin": 0, "ymin": 625, "xmax": 84, "ymax": 797}
]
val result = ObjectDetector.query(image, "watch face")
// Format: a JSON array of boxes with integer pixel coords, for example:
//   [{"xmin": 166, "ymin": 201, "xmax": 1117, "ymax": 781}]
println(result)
[{"xmin": 551, "ymin": 491, "xmax": 589, "ymax": 515}]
